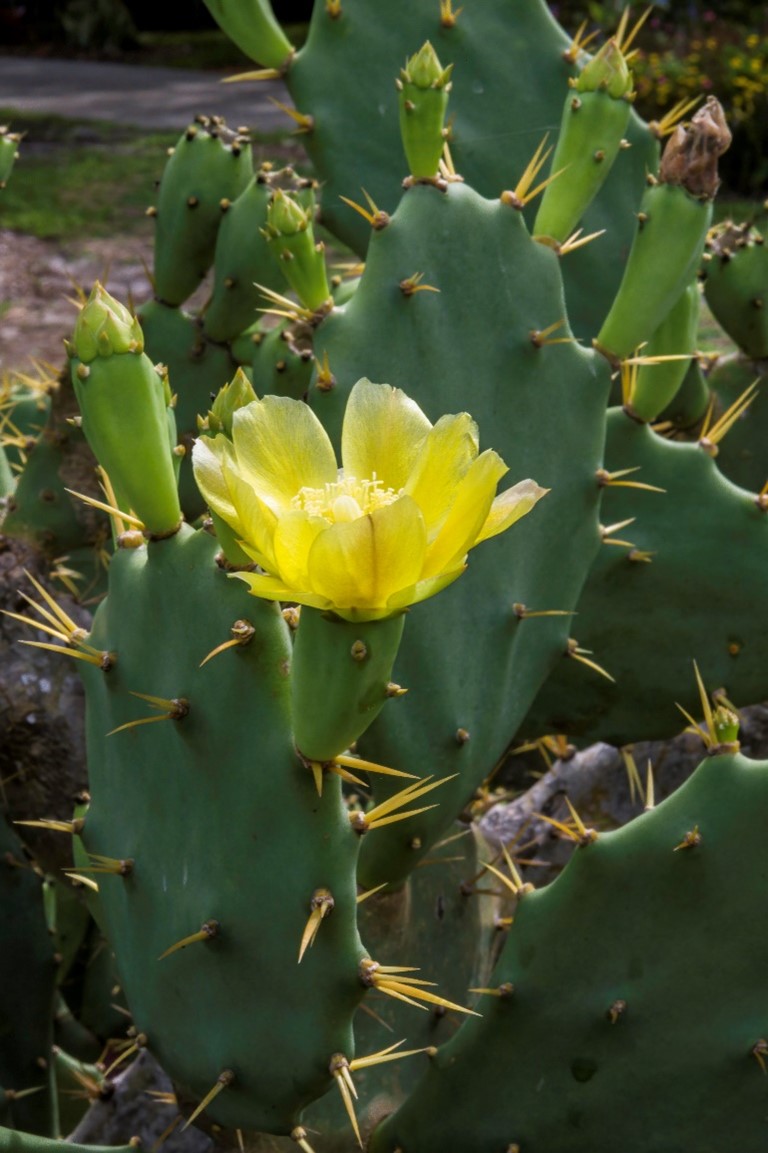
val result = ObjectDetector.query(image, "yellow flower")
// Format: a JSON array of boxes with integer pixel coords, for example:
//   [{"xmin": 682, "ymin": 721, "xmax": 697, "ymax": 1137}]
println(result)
[{"xmin": 193, "ymin": 378, "xmax": 546, "ymax": 622}]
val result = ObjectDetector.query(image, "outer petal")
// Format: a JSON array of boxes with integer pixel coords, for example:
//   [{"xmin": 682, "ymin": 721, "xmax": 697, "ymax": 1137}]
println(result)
[
  {"xmin": 475, "ymin": 479, "xmax": 549, "ymax": 544},
  {"xmin": 307, "ymin": 494, "xmax": 427, "ymax": 614},
  {"xmin": 341, "ymin": 379, "xmax": 431, "ymax": 492},
  {"xmin": 232, "ymin": 395, "xmax": 337, "ymax": 515},
  {"xmin": 386, "ymin": 565, "xmax": 467, "ymax": 612},
  {"xmin": 403, "ymin": 412, "xmax": 479, "ymax": 539},
  {"xmin": 222, "ymin": 460, "xmax": 279, "ymax": 573},
  {"xmin": 422, "ymin": 449, "xmax": 509, "ymax": 578},
  {"xmin": 192, "ymin": 435, "xmax": 240, "ymax": 527},
  {"xmin": 232, "ymin": 570, "xmax": 333, "ymax": 612}
]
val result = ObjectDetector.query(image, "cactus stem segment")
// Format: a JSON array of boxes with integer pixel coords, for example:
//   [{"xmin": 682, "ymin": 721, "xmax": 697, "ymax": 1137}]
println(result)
[
  {"xmin": 108, "ymin": 693, "xmax": 190, "ymax": 736},
  {"xmin": 698, "ymin": 380, "xmax": 759, "ymax": 456},
  {"xmin": 159, "ymin": 920, "xmax": 221, "ymax": 961},
  {"xmin": 566, "ymin": 638, "xmax": 615, "ymax": 682},
  {"xmin": 199, "ymin": 619, "xmax": 256, "ymax": 667},
  {"xmin": 298, "ymin": 889, "xmax": 335, "ymax": 963},
  {"xmin": 340, "ymin": 190, "xmax": 390, "ymax": 231},
  {"xmin": 349, "ymin": 774, "xmax": 457, "ymax": 833},
  {"xmin": 182, "ymin": 1069, "xmax": 236, "ymax": 1130},
  {"xmin": 358, "ymin": 958, "xmax": 480, "ymax": 1017},
  {"xmin": 329, "ymin": 1054, "xmax": 362, "ymax": 1147}
]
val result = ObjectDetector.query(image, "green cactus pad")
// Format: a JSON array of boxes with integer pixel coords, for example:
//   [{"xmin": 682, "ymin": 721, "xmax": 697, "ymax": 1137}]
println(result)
[
  {"xmin": 307, "ymin": 178, "xmax": 610, "ymax": 888},
  {"xmin": 76, "ymin": 526, "xmax": 367, "ymax": 1132},
  {"xmin": 522, "ymin": 407, "xmax": 768, "ymax": 745},
  {"xmin": 370, "ymin": 749, "xmax": 768, "ymax": 1152}
]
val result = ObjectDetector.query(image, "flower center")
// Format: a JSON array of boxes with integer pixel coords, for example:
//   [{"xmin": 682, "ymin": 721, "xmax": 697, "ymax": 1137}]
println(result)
[{"xmin": 292, "ymin": 473, "xmax": 400, "ymax": 524}]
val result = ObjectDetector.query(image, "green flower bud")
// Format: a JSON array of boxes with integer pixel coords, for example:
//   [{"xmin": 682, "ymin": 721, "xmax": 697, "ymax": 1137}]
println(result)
[
  {"xmin": 198, "ymin": 368, "xmax": 258, "ymax": 439},
  {"xmin": 400, "ymin": 41, "xmax": 453, "ymax": 90},
  {"xmin": 71, "ymin": 284, "xmax": 144, "ymax": 364},
  {"xmin": 577, "ymin": 39, "xmax": 633, "ymax": 99},
  {"xmin": 713, "ymin": 705, "xmax": 740, "ymax": 745},
  {"xmin": 267, "ymin": 188, "xmax": 311, "ymax": 237}
]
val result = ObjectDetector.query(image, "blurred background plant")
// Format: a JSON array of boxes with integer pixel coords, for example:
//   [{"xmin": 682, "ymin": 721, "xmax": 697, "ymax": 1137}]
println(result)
[{"xmin": 551, "ymin": 1, "xmax": 768, "ymax": 195}]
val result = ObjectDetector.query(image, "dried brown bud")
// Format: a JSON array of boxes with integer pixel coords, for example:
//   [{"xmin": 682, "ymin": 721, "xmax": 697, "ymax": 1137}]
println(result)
[{"xmin": 658, "ymin": 97, "xmax": 732, "ymax": 199}]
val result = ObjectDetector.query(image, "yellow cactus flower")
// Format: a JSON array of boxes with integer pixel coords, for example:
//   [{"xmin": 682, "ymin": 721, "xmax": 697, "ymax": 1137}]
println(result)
[{"xmin": 192, "ymin": 378, "xmax": 547, "ymax": 622}]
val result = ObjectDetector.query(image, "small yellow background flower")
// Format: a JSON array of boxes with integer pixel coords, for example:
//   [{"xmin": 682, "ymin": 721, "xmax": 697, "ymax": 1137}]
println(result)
[{"xmin": 192, "ymin": 378, "xmax": 546, "ymax": 621}]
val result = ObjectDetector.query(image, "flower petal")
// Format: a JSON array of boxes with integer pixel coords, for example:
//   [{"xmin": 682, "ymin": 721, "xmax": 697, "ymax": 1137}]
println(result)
[
  {"xmin": 192, "ymin": 435, "xmax": 239, "ymax": 526},
  {"xmin": 272, "ymin": 509, "xmax": 327, "ymax": 589},
  {"xmin": 403, "ymin": 412, "xmax": 479, "ymax": 539},
  {"xmin": 422, "ymin": 449, "xmax": 509, "ymax": 578},
  {"xmin": 475, "ymin": 479, "xmax": 549, "ymax": 544},
  {"xmin": 232, "ymin": 395, "xmax": 337, "ymax": 515},
  {"xmin": 232, "ymin": 570, "xmax": 333, "ymax": 612},
  {"xmin": 341, "ymin": 379, "xmax": 431, "ymax": 491},
  {"xmin": 221, "ymin": 460, "xmax": 279, "ymax": 572},
  {"xmin": 386, "ymin": 566, "xmax": 467, "ymax": 612},
  {"xmin": 307, "ymin": 494, "xmax": 427, "ymax": 616}
]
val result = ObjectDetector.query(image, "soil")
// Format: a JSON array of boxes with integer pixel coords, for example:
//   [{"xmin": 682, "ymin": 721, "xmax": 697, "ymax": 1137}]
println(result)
[{"xmin": 0, "ymin": 228, "xmax": 156, "ymax": 377}]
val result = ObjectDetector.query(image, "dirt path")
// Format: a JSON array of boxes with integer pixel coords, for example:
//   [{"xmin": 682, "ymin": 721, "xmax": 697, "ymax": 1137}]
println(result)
[{"xmin": 1, "ymin": 228, "xmax": 156, "ymax": 377}]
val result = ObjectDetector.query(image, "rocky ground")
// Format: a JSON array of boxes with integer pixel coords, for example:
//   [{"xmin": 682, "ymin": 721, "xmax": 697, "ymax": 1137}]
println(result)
[{"xmin": 0, "ymin": 228, "xmax": 155, "ymax": 377}]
